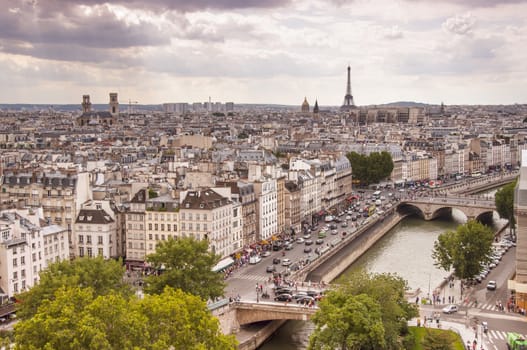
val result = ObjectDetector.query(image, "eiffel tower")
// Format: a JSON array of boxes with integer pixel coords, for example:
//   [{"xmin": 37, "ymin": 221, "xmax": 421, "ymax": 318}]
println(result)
[{"xmin": 340, "ymin": 65, "xmax": 356, "ymax": 111}]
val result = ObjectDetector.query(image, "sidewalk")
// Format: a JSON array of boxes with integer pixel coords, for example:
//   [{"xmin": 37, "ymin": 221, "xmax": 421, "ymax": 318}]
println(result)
[
  {"xmin": 408, "ymin": 318, "xmax": 487, "ymax": 350},
  {"xmin": 410, "ymin": 277, "xmax": 488, "ymax": 349}
]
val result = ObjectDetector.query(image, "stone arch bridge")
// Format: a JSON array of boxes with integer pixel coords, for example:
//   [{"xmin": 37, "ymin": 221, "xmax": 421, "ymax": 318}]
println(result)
[
  {"xmin": 234, "ymin": 301, "xmax": 316, "ymax": 326},
  {"xmin": 397, "ymin": 197, "xmax": 496, "ymax": 221}
]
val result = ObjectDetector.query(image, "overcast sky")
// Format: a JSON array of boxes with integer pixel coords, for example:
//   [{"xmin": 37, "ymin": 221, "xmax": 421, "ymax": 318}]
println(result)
[{"xmin": 1, "ymin": 0, "xmax": 526, "ymax": 106}]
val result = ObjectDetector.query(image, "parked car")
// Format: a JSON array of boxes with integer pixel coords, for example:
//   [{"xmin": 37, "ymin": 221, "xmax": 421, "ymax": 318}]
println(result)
[
  {"xmin": 284, "ymin": 243, "xmax": 293, "ymax": 250},
  {"xmin": 261, "ymin": 251, "xmax": 271, "ymax": 257},
  {"xmin": 274, "ymin": 293, "xmax": 292, "ymax": 302},
  {"xmin": 315, "ymin": 239, "xmax": 324, "ymax": 245},
  {"xmin": 273, "ymin": 258, "xmax": 281, "ymax": 264},
  {"xmin": 442, "ymin": 304, "xmax": 458, "ymax": 314},
  {"xmin": 304, "ymin": 247, "xmax": 312, "ymax": 253},
  {"xmin": 305, "ymin": 239, "xmax": 314, "ymax": 245},
  {"xmin": 282, "ymin": 258, "xmax": 292, "ymax": 266},
  {"xmin": 296, "ymin": 237, "xmax": 305, "ymax": 244},
  {"xmin": 487, "ymin": 280, "xmax": 497, "ymax": 290},
  {"xmin": 266, "ymin": 265, "xmax": 276, "ymax": 273}
]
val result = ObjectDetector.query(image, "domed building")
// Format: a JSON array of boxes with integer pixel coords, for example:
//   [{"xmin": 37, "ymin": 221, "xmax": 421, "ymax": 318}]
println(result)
[{"xmin": 301, "ymin": 97, "xmax": 310, "ymax": 113}]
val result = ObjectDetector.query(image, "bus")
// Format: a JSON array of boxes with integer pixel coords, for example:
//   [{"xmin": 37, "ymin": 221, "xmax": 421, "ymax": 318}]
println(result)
[{"xmin": 372, "ymin": 190, "xmax": 381, "ymax": 199}]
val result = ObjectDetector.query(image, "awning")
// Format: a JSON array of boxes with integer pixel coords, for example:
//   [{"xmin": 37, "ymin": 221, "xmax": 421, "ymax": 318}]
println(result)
[{"xmin": 212, "ymin": 257, "xmax": 235, "ymax": 272}]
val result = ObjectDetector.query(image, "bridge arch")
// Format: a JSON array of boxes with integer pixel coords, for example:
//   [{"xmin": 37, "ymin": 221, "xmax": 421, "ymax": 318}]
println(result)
[
  {"xmin": 234, "ymin": 302, "xmax": 316, "ymax": 326},
  {"xmin": 396, "ymin": 199, "xmax": 496, "ymax": 222}
]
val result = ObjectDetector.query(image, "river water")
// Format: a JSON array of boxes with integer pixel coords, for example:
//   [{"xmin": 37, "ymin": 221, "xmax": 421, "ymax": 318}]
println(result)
[{"xmin": 259, "ymin": 188, "xmax": 506, "ymax": 350}]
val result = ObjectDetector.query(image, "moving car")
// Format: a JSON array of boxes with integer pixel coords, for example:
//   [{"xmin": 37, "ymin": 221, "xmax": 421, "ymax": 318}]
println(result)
[
  {"xmin": 266, "ymin": 265, "xmax": 276, "ymax": 273},
  {"xmin": 442, "ymin": 304, "xmax": 458, "ymax": 314},
  {"xmin": 282, "ymin": 258, "xmax": 292, "ymax": 266},
  {"xmin": 486, "ymin": 280, "xmax": 497, "ymax": 290},
  {"xmin": 304, "ymin": 247, "xmax": 312, "ymax": 253}
]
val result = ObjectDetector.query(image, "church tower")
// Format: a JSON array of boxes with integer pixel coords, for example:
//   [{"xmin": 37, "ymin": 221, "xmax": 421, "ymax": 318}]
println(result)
[
  {"xmin": 81, "ymin": 95, "xmax": 92, "ymax": 113},
  {"xmin": 109, "ymin": 92, "xmax": 119, "ymax": 115},
  {"xmin": 313, "ymin": 99, "xmax": 319, "ymax": 114}
]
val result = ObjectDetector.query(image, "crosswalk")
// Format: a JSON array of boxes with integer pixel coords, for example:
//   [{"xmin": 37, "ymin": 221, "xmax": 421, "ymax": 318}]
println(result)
[
  {"xmin": 484, "ymin": 330, "xmax": 527, "ymax": 343},
  {"xmin": 464, "ymin": 301, "xmax": 506, "ymax": 311},
  {"xmin": 234, "ymin": 273, "xmax": 269, "ymax": 282}
]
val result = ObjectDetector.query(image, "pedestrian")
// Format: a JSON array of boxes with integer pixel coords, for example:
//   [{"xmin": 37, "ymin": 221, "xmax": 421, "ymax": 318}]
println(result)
[
  {"xmin": 448, "ymin": 296, "xmax": 451, "ymax": 303},
  {"xmin": 442, "ymin": 296, "xmax": 445, "ymax": 304}
]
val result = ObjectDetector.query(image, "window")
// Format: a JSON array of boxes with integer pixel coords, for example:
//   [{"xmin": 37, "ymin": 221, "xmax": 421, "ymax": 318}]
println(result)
[
  {"xmin": 203, "ymin": 214, "xmax": 207, "ymax": 220},
  {"xmin": 149, "ymin": 234, "xmax": 153, "ymax": 240},
  {"xmin": 149, "ymin": 223, "xmax": 152, "ymax": 230},
  {"xmin": 98, "ymin": 248, "xmax": 103, "ymax": 256},
  {"xmin": 87, "ymin": 248, "xmax": 92, "ymax": 257},
  {"xmin": 79, "ymin": 247, "xmax": 84, "ymax": 257},
  {"xmin": 161, "ymin": 234, "xmax": 165, "ymax": 240},
  {"xmin": 21, "ymin": 269, "xmax": 25, "ymax": 278},
  {"xmin": 155, "ymin": 224, "xmax": 158, "ymax": 230},
  {"xmin": 32, "ymin": 253, "xmax": 36, "ymax": 262},
  {"xmin": 79, "ymin": 235, "xmax": 84, "ymax": 243},
  {"xmin": 21, "ymin": 256, "xmax": 25, "ymax": 265},
  {"xmin": 13, "ymin": 271, "xmax": 18, "ymax": 280},
  {"xmin": 98, "ymin": 236, "xmax": 103, "ymax": 245},
  {"xmin": 86, "ymin": 235, "xmax": 92, "ymax": 244},
  {"xmin": 161, "ymin": 224, "xmax": 164, "ymax": 231},
  {"xmin": 12, "ymin": 258, "xmax": 17, "ymax": 267},
  {"xmin": 13, "ymin": 283, "xmax": 18, "ymax": 293},
  {"xmin": 167, "ymin": 224, "xmax": 171, "ymax": 231}
]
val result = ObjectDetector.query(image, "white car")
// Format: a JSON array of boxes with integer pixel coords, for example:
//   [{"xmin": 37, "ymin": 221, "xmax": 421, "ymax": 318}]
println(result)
[
  {"xmin": 442, "ymin": 304, "xmax": 458, "ymax": 314},
  {"xmin": 282, "ymin": 258, "xmax": 292, "ymax": 266},
  {"xmin": 486, "ymin": 280, "xmax": 497, "ymax": 290}
]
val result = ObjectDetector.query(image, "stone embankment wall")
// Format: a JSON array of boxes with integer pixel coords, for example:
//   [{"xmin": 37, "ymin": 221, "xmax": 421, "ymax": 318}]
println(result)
[
  {"xmin": 237, "ymin": 320, "xmax": 286, "ymax": 350},
  {"xmin": 312, "ymin": 214, "xmax": 404, "ymax": 283}
]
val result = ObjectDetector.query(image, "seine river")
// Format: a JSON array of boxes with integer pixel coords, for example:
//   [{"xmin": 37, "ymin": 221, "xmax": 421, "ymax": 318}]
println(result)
[{"xmin": 259, "ymin": 188, "xmax": 505, "ymax": 349}]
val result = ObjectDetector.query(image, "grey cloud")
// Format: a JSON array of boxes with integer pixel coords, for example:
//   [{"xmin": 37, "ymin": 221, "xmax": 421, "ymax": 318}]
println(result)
[
  {"xmin": 442, "ymin": 13, "xmax": 476, "ymax": 35},
  {"xmin": 0, "ymin": 3, "xmax": 169, "ymax": 50},
  {"xmin": 405, "ymin": 0, "xmax": 527, "ymax": 7},
  {"xmin": 21, "ymin": 0, "xmax": 292, "ymax": 14}
]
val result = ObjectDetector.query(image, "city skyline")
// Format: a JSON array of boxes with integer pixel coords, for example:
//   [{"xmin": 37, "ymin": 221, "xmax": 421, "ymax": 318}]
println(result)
[{"xmin": 0, "ymin": 0, "xmax": 526, "ymax": 106}]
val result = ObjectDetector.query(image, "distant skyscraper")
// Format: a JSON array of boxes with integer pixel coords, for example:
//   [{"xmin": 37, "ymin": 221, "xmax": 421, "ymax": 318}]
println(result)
[{"xmin": 341, "ymin": 65, "xmax": 356, "ymax": 111}]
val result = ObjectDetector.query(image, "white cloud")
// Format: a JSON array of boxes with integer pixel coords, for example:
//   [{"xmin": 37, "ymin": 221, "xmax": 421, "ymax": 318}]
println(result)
[{"xmin": 442, "ymin": 13, "xmax": 476, "ymax": 35}]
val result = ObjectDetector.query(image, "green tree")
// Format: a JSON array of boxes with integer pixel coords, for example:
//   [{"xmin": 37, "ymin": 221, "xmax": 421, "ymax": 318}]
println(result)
[
  {"xmin": 309, "ymin": 293, "xmax": 385, "ymax": 350},
  {"xmin": 422, "ymin": 329, "xmax": 458, "ymax": 350},
  {"xmin": 14, "ymin": 286, "xmax": 237, "ymax": 350},
  {"xmin": 148, "ymin": 188, "xmax": 158, "ymax": 198},
  {"xmin": 16, "ymin": 257, "xmax": 130, "ymax": 320},
  {"xmin": 144, "ymin": 237, "xmax": 225, "ymax": 300},
  {"xmin": 432, "ymin": 220, "xmax": 495, "ymax": 281},
  {"xmin": 140, "ymin": 287, "xmax": 237, "ymax": 350},
  {"xmin": 495, "ymin": 180, "xmax": 517, "ymax": 235},
  {"xmin": 346, "ymin": 151, "xmax": 394, "ymax": 186},
  {"xmin": 309, "ymin": 270, "xmax": 418, "ymax": 350}
]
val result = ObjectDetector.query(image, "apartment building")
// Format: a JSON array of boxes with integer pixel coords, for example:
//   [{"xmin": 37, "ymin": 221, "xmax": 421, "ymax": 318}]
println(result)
[
  {"xmin": 0, "ymin": 169, "xmax": 91, "ymax": 258},
  {"xmin": 179, "ymin": 189, "xmax": 233, "ymax": 257},
  {"xmin": 0, "ymin": 209, "xmax": 69, "ymax": 297}
]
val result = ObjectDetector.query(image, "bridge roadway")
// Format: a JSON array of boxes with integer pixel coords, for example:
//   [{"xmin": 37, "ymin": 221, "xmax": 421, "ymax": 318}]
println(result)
[{"xmin": 219, "ymin": 172, "xmax": 518, "ymax": 339}]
